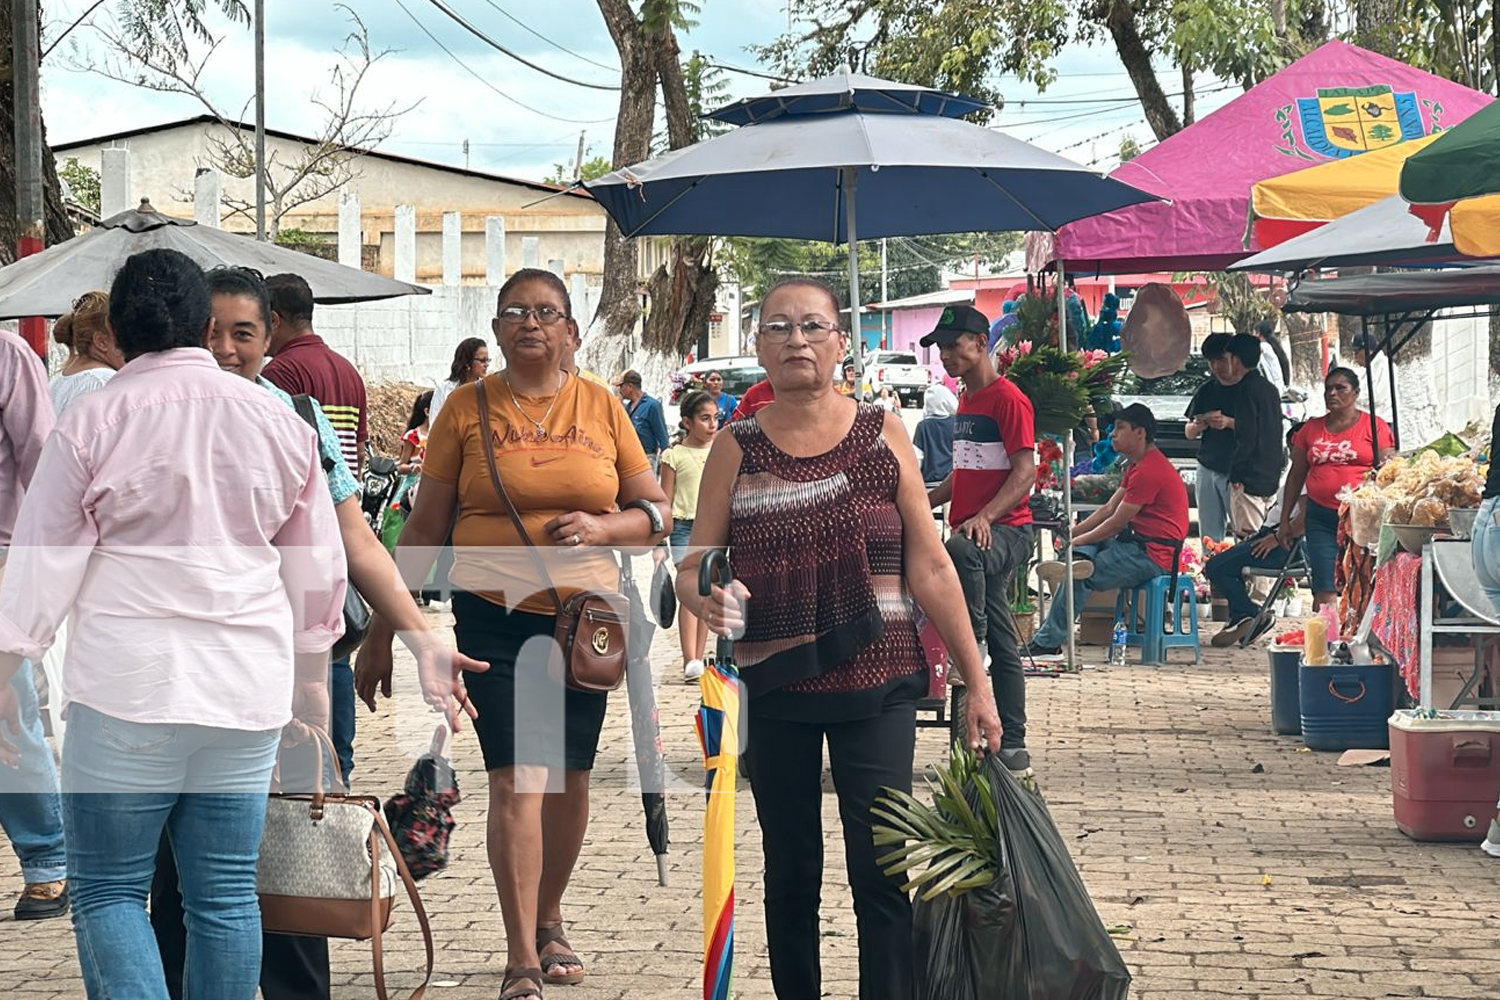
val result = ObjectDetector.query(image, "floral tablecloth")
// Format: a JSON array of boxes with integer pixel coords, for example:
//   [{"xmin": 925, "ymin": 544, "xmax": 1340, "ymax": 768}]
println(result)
[{"xmin": 1368, "ymin": 552, "xmax": 1423, "ymax": 697}]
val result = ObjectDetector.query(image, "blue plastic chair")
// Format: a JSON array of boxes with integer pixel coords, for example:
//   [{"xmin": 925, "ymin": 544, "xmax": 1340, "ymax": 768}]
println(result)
[{"xmin": 1113, "ymin": 564, "xmax": 1202, "ymax": 666}]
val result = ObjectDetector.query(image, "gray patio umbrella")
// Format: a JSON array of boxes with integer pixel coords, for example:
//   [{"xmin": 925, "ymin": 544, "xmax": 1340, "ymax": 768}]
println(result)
[
  {"xmin": 587, "ymin": 70, "xmax": 1160, "ymax": 670},
  {"xmin": 0, "ymin": 199, "xmax": 427, "ymax": 319},
  {"xmin": 1230, "ymin": 193, "xmax": 1472, "ymax": 274}
]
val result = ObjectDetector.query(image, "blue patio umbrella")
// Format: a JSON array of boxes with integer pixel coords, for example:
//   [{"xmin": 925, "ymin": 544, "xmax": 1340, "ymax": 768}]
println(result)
[{"xmin": 584, "ymin": 68, "xmax": 1160, "ymax": 361}]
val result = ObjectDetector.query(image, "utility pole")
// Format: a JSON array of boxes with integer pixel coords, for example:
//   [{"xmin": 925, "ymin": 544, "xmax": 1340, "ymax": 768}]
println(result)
[
  {"xmin": 463, "ymin": 139, "xmax": 470, "ymax": 170},
  {"xmin": 574, "ymin": 131, "xmax": 586, "ymax": 180},
  {"xmin": 254, "ymin": 0, "xmax": 266, "ymax": 240},
  {"xmin": 880, "ymin": 237, "xmax": 888, "ymax": 349},
  {"xmin": 12, "ymin": 0, "xmax": 45, "ymax": 358}
]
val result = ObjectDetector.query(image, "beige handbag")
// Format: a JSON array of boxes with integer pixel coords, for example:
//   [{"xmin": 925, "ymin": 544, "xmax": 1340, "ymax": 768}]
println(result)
[{"xmin": 258, "ymin": 729, "xmax": 434, "ymax": 1000}]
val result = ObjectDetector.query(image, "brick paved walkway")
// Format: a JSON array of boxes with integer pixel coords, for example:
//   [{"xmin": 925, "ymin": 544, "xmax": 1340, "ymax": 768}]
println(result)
[{"xmin": 4, "ymin": 606, "xmax": 1499, "ymax": 999}]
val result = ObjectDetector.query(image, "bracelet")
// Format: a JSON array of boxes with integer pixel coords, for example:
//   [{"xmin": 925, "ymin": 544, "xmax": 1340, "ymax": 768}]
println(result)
[{"xmin": 623, "ymin": 498, "xmax": 665, "ymax": 536}]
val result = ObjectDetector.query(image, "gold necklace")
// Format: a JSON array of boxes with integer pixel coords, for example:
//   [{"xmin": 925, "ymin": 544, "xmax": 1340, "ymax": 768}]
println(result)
[{"xmin": 502, "ymin": 371, "xmax": 565, "ymax": 436}]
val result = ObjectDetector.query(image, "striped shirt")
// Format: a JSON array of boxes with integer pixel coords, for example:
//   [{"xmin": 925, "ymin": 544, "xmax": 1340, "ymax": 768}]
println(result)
[{"xmin": 262, "ymin": 332, "xmax": 367, "ymax": 475}]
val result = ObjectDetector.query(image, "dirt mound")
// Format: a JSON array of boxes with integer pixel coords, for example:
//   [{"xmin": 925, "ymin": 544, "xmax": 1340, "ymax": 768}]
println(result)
[{"xmin": 367, "ymin": 381, "xmax": 425, "ymax": 458}]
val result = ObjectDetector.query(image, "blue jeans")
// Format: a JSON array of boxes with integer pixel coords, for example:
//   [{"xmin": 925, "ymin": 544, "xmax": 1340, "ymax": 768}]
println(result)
[
  {"xmin": 1197, "ymin": 463, "xmax": 1231, "ymax": 541},
  {"xmin": 61, "ymin": 704, "xmax": 278, "ymax": 1000},
  {"xmin": 0, "ymin": 659, "xmax": 66, "ymax": 882},
  {"xmin": 1304, "ymin": 500, "xmax": 1341, "ymax": 594},
  {"xmin": 1034, "ymin": 539, "xmax": 1164, "ymax": 647},
  {"xmin": 1205, "ymin": 531, "xmax": 1293, "ymax": 623},
  {"xmin": 330, "ymin": 656, "xmax": 354, "ymax": 783},
  {"xmin": 1471, "ymin": 495, "xmax": 1500, "ymax": 615}
]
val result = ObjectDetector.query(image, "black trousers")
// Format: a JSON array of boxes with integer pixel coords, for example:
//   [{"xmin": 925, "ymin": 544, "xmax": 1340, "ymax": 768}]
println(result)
[
  {"xmin": 151, "ymin": 836, "xmax": 330, "ymax": 1000},
  {"xmin": 745, "ymin": 699, "xmax": 918, "ymax": 1000},
  {"xmin": 945, "ymin": 526, "xmax": 1031, "ymax": 749}
]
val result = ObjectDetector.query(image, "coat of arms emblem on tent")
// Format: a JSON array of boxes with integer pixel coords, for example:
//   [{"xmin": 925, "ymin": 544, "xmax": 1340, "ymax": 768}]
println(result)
[{"xmin": 1294, "ymin": 85, "xmax": 1427, "ymax": 157}]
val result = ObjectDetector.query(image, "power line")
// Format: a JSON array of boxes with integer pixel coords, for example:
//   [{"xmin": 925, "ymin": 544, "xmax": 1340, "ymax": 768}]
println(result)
[
  {"xmin": 423, "ymin": 0, "xmax": 619, "ymax": 91},
  {"xmin": 476, "ymin": 0, "xmax": 620, "ymax": 73},
  {"xmin": 393, "ymin": 0, "xmax": 616, "ymax": 124}
]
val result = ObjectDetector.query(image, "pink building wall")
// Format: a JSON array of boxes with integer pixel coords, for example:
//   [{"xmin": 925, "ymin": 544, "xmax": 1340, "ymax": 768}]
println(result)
[{"xmin": 889, "ymin": 306, "xmax": 948, "ymax": 382}]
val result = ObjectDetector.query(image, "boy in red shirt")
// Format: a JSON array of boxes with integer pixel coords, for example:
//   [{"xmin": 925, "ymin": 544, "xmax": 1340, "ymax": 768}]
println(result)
[
  {"xmin": 925, "ymin": 305, "xmax": 1037, "ymax": 774},
  {"xmin": 1027, "ymin": 403, "xmax": 1189, "ymax": 655}
]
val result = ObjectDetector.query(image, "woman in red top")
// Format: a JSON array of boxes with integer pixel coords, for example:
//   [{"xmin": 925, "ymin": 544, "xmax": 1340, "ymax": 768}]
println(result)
[{"xmin": 1278, "ymin": 366, "xmax": 1395, "ymax": 608}]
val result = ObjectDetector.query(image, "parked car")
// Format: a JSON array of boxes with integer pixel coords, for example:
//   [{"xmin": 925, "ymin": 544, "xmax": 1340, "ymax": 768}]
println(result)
[
  {"xmin": 843, "ymin": 351, "xmax": 933, "ymax": 407},
  {"xmin": 671, "ymin": 356, "xmax": 767, "ymax": 404},
  {"xmin": 1110, "ymin": 356, "xmax": 1210, "ymax": 505}
]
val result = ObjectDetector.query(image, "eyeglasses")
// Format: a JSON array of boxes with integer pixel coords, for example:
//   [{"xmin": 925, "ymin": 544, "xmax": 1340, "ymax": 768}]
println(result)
[
  {"xmin": 498, "ymin": 305, "xmax": 568, "ymax": 326},
  {"xmin": 757, "ymin": 319, "xmax": 839, "ymax": 343}
]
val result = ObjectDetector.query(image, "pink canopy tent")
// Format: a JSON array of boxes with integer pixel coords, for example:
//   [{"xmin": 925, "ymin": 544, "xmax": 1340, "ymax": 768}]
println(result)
[{"xmin": 1025, "ymin": 41, "xmax": 1492, "ymax": 275}]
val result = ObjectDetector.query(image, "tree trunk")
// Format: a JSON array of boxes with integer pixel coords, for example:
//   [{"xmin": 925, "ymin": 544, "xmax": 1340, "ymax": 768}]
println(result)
[
  {"xmin": 1105, "ymin": 1, "xmax": 1183, "ymax": 141},
  {"xmin": 1355, "ymin": 0, "xmax": 1398, "ymax": 56},
  {"xmin": 586, "ymin": 0, "xmax": 660, "ymax": 377},
  {"xmin": 1181, "ymin": 63, "xmax": 1195, "ymax": 127},
  {"xmin": 1284, "ymin": 312, "xmax": 1323, "ymax": 390},
  {"xmin": 0, "ymin": 2, "xmax": 78, "ymax": 264}
]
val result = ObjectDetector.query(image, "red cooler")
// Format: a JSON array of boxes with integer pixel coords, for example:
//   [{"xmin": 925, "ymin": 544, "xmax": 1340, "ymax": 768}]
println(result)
[{"xmin": 1389, "ymin": 710, "xmax": 1500, "ymax": 842}]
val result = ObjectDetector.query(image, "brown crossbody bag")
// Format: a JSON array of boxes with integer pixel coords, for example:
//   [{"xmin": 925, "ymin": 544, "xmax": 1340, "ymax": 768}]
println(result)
[{"xmin": 474, "ymin": 377, "xmax": 627, "ymax": 692}]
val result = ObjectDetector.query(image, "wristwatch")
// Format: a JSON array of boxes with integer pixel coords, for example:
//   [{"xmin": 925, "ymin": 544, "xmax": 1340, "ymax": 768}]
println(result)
[{"xmin": 623, "ymin": 498, "xmax": 665, "ymax": 536}]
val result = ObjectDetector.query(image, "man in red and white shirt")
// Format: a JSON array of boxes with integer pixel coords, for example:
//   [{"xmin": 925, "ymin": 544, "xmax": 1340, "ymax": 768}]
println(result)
[
  {"xmin": 1028, "ymin": 403, "xmax": 1189, "ymax": 654},
  {"xmin": 925, "ymin": 305, "xmax": 1037, "ymax": 773}
]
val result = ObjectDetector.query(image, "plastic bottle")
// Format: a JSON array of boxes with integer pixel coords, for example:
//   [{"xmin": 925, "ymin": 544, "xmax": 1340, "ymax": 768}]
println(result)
[
  {"xmin": 1303, "ymin": 615, "xmax": 1329, "ymax": 665},
  {"xmin": 1110, "ymin": 620, "xmax": 1128, "ymax": 665}
]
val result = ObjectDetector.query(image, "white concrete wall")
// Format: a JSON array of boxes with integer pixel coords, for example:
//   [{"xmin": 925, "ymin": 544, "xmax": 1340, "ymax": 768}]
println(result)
[{"xmin": 315, "ymin": 282, "xmax": 602, "ymax": 386}]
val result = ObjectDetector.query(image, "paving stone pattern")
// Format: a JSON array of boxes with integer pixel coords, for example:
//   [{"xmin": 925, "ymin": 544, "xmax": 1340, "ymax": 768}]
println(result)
[{"xmin": 3, "ymin": 609, "xmax": 1499, "ymax": 999}]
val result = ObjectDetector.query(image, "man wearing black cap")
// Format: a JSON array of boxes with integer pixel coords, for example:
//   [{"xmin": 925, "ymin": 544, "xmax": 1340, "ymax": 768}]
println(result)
[
  {"xmin": 925, "ymin": 304, "xmax": 1038, "ymax": 776},
  {"xmin": 1026, "ymin": 403, "xmax": 1189, "ymax": 655}
]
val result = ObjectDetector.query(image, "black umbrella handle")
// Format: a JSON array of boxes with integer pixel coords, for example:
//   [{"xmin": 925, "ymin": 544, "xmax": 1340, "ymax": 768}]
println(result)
[{"xmin": 698, "ymin": 548, "xmax": 732, "ymax": 597}]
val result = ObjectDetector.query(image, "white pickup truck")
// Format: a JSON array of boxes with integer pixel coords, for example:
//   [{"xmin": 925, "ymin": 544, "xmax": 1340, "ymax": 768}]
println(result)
[{"xmin": 850, "ymin": 351, "xmax": 933, "ymax": 408}]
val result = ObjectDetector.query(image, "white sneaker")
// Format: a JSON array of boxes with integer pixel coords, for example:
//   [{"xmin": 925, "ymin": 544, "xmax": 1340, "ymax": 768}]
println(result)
[
  {"xmin": 684, "ymin": 659, "xmax": 705, "ymax": 682},
  {"xmin": 1481, "ymin": 819, "xmax": 1500, "ymax": 857},
  {"xmin": 1036, "ymin": 560, "xmax": 1093, "ymax": 591}
]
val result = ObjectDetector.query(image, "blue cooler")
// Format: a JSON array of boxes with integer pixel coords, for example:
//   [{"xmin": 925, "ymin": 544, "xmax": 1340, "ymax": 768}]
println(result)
[
  {"xmin": 1268, "ymin": 647, "xmax": 1302, "ymax": 735},
  {"xmin": 1299, "ymin": 661, "xmax": 1393, "ymax": 751}
]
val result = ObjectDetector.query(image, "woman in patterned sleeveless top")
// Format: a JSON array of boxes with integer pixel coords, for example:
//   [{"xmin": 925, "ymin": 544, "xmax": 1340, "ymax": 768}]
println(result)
[{"xmin": 677, "ymin": 277, "xmax": 1002, "ymax": 1000}]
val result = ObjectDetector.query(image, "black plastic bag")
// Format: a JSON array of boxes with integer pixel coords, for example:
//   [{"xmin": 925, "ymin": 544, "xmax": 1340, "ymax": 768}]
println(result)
[{"xmin": 912, "ymin": 755, "xmax": 1130, "ymax": 1000}]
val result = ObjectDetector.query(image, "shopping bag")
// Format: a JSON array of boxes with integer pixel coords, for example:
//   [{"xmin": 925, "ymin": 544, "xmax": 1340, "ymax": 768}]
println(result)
[{"xmin": 911, "ymin": 755, "xmax": 1130, "ymax": 1000}]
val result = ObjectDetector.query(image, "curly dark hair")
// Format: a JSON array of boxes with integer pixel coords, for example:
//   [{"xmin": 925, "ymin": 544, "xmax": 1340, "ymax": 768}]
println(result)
[
  {"xmin": 108, "ymin": 249, "xmax": 210, "ymax": 360},
  {"xmin": 206, "ymin": 267, "xmax": 272, "ymax": 333}
]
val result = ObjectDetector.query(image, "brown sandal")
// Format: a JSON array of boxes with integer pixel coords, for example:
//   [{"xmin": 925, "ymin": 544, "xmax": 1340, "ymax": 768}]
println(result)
[
  {"xmin": 536, "ymin": 924, "xmax": 586, "ymax": 985},
  {"xmin": 500, "ymin": 966, "xmax": 544, "ymax": 1000}
]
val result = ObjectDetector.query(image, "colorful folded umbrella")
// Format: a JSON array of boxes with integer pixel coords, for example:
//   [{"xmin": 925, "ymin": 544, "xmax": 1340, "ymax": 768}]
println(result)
[{"xmin": 695, "ymin": 551, "xmax": 739, "ymax": 1000}]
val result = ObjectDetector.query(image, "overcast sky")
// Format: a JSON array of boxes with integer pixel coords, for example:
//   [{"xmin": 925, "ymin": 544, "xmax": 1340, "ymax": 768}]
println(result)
[{"xmin": 40, "ymin": 0, "xmax": 1237, "ymax": 184}]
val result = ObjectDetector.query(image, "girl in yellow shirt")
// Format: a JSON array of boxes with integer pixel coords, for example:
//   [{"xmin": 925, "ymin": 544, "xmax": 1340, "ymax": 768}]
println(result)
[{"xmin": 657, "ymin": 390, "xmax": 717, "ymax": 680}]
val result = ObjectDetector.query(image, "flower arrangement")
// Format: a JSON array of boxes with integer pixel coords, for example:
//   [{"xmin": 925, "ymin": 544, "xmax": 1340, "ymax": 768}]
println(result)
[
  {"xmin": 998, "ymin": 340, "xmax": 1134, "ymax": 435},
  {"xmin": 669, "ymin": 369, "xmax": 693, "ymax": 396},
  {"xmin": 1177, "ymin": 543, "xmax": 1211, "ymax": 602},
  {"xmin": 1035, "ymin": 437, "xmax": 1064, "ymax": 492}
]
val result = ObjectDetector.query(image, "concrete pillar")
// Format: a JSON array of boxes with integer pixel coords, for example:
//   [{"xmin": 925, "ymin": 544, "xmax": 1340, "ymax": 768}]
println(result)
[
  {"xmin": 547, "ymin": 258, "xmax": 565, "ymax": 278},
  {"xmin": 338, "ymin": 191, "xmax": 361, "ymax": 269},
  {"xmin": 192, "ymin": 168, "xmax": 221, "ymax": 227},
  {"xmin": 522, "ymin": 236, "xmax": 540, "ymax": 270},
  {"xmin": 442, "ymin": 212, "xmax": 462, "ymax": 286},
  {"xmin": 100, "ymin": 148, "xmax": 132, "ymax": 218},
  {"xmin": 484, "ymin": 217, "xmax": 506, "ymax": 285},
  {"xmin": 569, "ymin": 274, "xmax": 586, "ymax": 318},
  {"xmin": 394, "ymin": 204, "xmax": 416, "ymax": 283}
]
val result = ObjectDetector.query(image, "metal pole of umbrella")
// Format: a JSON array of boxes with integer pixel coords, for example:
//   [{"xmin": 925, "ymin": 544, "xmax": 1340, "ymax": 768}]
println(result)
[
  {"xmin": 843, "ymin": 166, "xmax": 864, "ymax": 377},
  {"xmin": 253, "ymin": 0, "xmax": 267, "ymax": 241},
  {"xmin": 1059, "ymin": 263, "xmax": 1076, "ymax": 671}
]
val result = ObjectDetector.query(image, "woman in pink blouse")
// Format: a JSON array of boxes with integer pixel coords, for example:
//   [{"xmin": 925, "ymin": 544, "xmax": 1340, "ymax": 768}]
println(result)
[{"xmin": 0, "ymin": 249, "xmax": 347, "ymax": 1000}]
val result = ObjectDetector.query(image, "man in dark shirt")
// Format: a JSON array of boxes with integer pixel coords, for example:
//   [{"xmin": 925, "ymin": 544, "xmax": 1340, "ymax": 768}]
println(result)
[
  {"xmin": 263, "ymin": 273, "xmax": 368, "ymax": 477},
  {"xmin": 1221, "ymin": 333, "xmax": 1286, "ymax": 540},
  {"xmin": 1186, "ymin": 333, "xmax": 1237, "ymax": 541}
]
